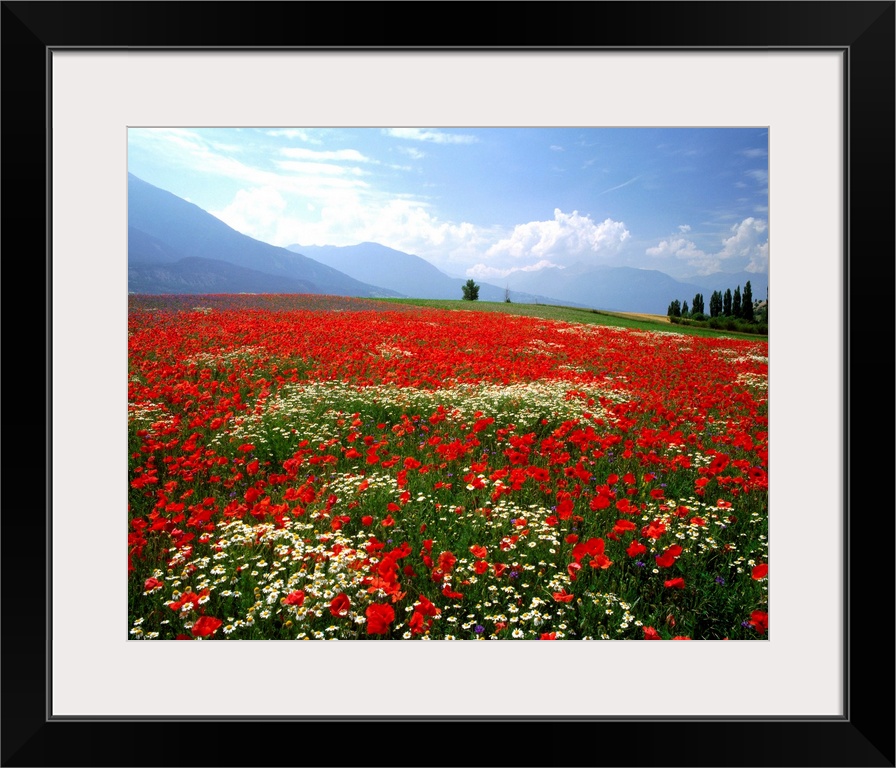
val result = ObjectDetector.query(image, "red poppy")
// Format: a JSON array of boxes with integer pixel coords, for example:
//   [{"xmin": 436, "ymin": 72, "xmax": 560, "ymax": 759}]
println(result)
[
  {"xmin": 552, "ymin": 589, "xmax": 575, "ymax": 603},
  {"xmin": 191, "ymin": 616, "xmax": 223, "ymax": 637},
  {"xmin": 282, "ymin": 590, "xmax": 306, "ymax": 606},
  {"xmin": 626, "ymin": 540, "xmax": 647, "ymax": 558},
  {"xmin": 143, "ymin": 577, "xmax": 164, "ymax": 593},
  {"xmin": 749, "ymin": 610, "xmax": 768, "ymax": 634},
  {"xmin": 751, "ymin": 563, "xmax": 769, "ymax": 580},
  {"xmin": 615, "ymin": 498, "xmax": 635, "ymax": 515},
  {"xmin": 539, "ymin": 632, "xmax": 558, "ymax": 640},
  {"xmin": 655, "ymin": 544, "xmax": 683, "ymax": 568},
  {"xmin": 329, "ymin": 593, "xmax": 351, "ymax": 617},
  {"xmin": 408, "ymin": 611, "xmax": 426, "ymax": 636},
  {"xmin": 664, "ymin": 577, "xmax": 686, "ymax": 589},
  {"xmin": 365, "ymin": 603, "xmax": 395, "ymax": 635},
  {"xmin": 441, "ymin": 586, "xmax": 464, "ymax": 599},
  {"xmin": 414, "ymin": 595, "xmax": 440, "ymax": 617},
  {"xmin": 469, "ymin": 545, "xmax": 488, "ymax": 559},
  {"xmin": 643, "ymin": 626, "xmax": 662, "ymax": 640}
]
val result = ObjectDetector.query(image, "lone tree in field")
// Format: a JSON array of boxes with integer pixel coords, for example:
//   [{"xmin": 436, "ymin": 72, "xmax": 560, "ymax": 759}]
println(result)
[{"xmin": 462, "ymin": 279, "xmax": 480, "ymax": 301}]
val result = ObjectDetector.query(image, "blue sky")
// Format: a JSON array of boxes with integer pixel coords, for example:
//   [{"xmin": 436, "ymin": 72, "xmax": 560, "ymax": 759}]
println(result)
[{"xmin": 128, "ymin": 127, "xmax": 768, "ymax": 281}]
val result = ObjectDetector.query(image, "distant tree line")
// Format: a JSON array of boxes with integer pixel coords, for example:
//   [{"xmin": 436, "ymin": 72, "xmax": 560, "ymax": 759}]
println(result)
[{"xmin": 668, "ymin": 280, "xmax": 767, "ymax": 334}]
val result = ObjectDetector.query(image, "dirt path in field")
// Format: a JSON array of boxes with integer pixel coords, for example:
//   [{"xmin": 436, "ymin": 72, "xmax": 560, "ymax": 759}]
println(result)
[{"xmin": 604, "ymin": 311, "xmax": 671, "ymax": 323}]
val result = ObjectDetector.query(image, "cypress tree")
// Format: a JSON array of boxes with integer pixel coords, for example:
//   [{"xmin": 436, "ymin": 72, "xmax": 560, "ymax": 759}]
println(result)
[
  {"xmin": 733, "ymin": 286, "xmax": 742, "ymax": 317},
  {"xmin": 723, "ymin": 289, "xmax": 732, "ymax": 316},
  {"xmin": 743, "ymin": 281, "xmax": 754, "ymax": 321}
]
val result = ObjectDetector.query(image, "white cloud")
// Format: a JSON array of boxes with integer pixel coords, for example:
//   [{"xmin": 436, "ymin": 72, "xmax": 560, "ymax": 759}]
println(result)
[
  {"xmin": 280, "ymin": 148, "xmax": 371, "ymax": 163},
  {"xmin": 266, "ymin": 129, "xmax": 321, "ymax": 143},
  {"xmin": 719, "ymin": 217, "xmax": 769, "ymax": 272},
  {"xmin": 646, "ymin": 217, "xmax": 768, "ymax": 275},
  {"xmin": 276, "ymin": 161, "xmax": 368, "ymax": 177},
  {"xmin": 744, "ymin": 169, "xmax": 769, "ymax": 184},
  {"xmin": 385, "ymin": 128, "xmax": 477, "ymax": 144},
  {"xmin": 485, "ymin": 209, "xmax": 630, "ymax": 265},
  {"xmin": 646, "ymin": 237, "xmax": 716, "ymax": 272},
  {"xmin": 678, "ymin": 224, "xmax": 691, "ymax": 233},
  {"xmin": 467, "ymin": 259, "xmax": 561, "ymax": 280},
  {"xmin": 739, "ymin": 147, "xmax": 768, "ymax": 158},
  {"xmin": 600, "ymin": 175, "xmax": 643, "ymax": 195},
  {"xmin": 213, "ymin": 187, "xmax": 287, "ymax": 236},
  {"xmin": 399, "ymin": 146, "xmax": 425, "ymax": 160}
]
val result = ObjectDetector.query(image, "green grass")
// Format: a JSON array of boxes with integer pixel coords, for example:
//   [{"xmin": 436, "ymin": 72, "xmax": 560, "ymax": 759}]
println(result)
[{"xmin": 374, "ymin": 298, "xmax": 768, "ymax": 340}]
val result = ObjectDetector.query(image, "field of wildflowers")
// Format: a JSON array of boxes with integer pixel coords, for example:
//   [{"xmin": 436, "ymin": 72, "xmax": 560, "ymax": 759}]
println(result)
[{"xmin": 128, "ymin": 294, "xmax": 768, "ymax": 641}]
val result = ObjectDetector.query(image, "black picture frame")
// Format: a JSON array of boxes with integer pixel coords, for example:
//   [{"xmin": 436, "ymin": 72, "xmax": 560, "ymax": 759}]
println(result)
[{"xmin": 3, "ymin": 2, "xmax": 893, "ymax": 766}]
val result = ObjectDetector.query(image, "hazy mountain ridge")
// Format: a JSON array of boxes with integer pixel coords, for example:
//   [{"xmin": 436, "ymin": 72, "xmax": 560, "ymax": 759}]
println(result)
[
  {"xmin": 127, "ymin": 174, "xmax": 402, "ymax": 298},
  {"xmin": 128, "ymin": 256, "xmax": 317, "ymax": 295},
  {"xmin": 284, "ymin": 242, "xmax": 579, "ymax": 306},
  {"xmin": 128, "ymin": 172, "xmax": 768, "ymax": 313}
]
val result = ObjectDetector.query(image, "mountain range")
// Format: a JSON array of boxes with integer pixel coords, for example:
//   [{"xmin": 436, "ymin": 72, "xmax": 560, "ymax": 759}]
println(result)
[{"xmin": 128, "ymin": 173, "xmax": 768, "ymax": 314}]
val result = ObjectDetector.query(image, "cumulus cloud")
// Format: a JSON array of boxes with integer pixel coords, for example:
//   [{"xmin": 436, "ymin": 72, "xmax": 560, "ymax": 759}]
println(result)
[
  {"xmin": 485, "ymin": 209, "xmax": 630, "ymax": 265},
  {"xmin": 646, "ymin": 237, "xmax": 716, "ymax": 272},
  {"xmin": 646, "ymin": 217, "xmax": 768, "ymax": 275},
  {"xmin": 719, "ymin": 217, "xmax": 769, "ymax": 272},
  {"xmin": 213, "ymin": 187, "xmax": 288, "ymax": 236}
]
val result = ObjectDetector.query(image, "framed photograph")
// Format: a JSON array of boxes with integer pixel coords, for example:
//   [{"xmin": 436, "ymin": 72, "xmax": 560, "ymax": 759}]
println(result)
[{"xmin": 4, "ymin": 1, "xmax": 893, "ymax": 766}]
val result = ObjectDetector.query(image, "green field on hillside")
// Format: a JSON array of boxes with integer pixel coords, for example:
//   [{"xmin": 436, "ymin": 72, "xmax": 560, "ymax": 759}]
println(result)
[{"xmin": 376, "ymin": 298, "xmax": 768, "ymax": 340}]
